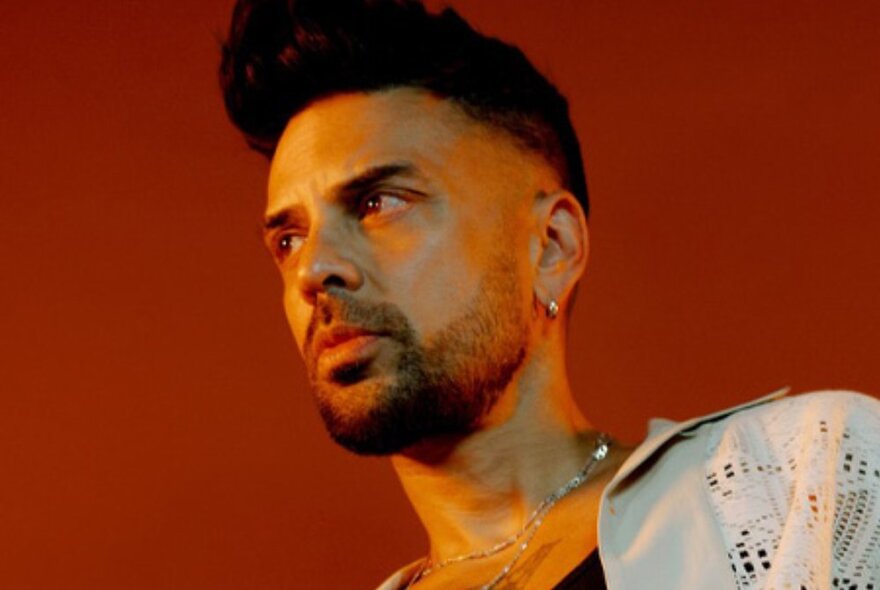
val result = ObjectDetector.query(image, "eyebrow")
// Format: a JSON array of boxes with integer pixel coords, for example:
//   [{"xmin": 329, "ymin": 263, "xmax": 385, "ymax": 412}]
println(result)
[
  {"xmin": 263, "ymin": 205, "xmax": 306, "ymax": 232},
  {"xmin": 262, "ymin": 161, "xmax": 422, "ymax": 232}
]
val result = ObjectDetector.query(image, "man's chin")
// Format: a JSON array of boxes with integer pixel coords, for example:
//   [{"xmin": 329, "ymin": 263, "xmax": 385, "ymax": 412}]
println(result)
[
  {"xmin": 322, "ymin": 413, "xmax": 419, "ymax": 457},
  {"xmin": 313, "ymin": 377, "xmax": 413, "ymax": 456},
  {"xmin": 327, "ymin": 429, "xmax": 411, "ymax": 456}
]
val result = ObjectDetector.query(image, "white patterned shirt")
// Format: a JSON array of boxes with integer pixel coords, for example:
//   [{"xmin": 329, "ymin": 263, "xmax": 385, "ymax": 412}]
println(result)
[
  {"xmin": 599, "ymin": 388, "xmax": 880, "ymax": 590},
  {"xmin": 378, "ymin": 389, "xmax": 880, "ymax": 589}
]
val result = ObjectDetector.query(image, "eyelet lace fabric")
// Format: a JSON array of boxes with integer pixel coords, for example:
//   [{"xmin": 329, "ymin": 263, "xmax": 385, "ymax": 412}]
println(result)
[{"xmin": 705, "ymin": 391, "xmax": 880, "ymax": 590}]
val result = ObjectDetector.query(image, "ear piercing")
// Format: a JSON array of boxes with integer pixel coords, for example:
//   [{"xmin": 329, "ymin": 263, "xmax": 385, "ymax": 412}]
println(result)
[{"xmin": 546, "ymin": 299, "xmax": 559, "ymax": 319}]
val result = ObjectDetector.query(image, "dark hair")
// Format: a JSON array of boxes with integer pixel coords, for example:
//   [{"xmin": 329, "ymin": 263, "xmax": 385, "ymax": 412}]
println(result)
[{"xmin": 220, "ymin": 0, "xmax": 589, "ymax": 217}]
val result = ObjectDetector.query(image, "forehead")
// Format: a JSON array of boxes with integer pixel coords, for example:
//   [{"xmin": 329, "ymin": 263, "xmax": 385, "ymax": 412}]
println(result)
[{"xmin": 267, "ymin": 88, "xmax": 538, "ymax": 212}]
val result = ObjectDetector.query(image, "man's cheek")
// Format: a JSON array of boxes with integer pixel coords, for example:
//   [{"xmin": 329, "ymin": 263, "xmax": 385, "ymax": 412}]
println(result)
[
  {"xmin": 404, "ymin": 287, "xmax": 459, "ymax": 338},
  {"xmin": 282, "ymin": 296, "xmax": 309, "ymax": 355}
]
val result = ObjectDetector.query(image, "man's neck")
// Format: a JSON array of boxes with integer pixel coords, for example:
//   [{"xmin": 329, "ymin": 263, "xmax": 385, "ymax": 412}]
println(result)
[{"xmin": 390, "ymin": 341, "xmax": 605, "ymax": 562}]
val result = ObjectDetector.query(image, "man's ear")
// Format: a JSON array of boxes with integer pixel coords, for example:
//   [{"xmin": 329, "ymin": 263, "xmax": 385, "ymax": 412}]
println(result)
[{"xmin": 531, "ymin": 190, "xmax": 589, "ymax": 312}]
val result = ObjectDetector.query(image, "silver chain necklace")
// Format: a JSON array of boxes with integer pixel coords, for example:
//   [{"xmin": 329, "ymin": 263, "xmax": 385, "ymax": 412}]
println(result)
[{"xmin": 405, "ymin": 433, "xmax": 611, "ymax": 589}]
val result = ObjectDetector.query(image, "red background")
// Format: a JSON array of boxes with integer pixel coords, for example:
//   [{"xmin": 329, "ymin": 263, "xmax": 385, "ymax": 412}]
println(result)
[{"xmin": 2, "ymin": 0, "xmax": 878, "ymax": 587}]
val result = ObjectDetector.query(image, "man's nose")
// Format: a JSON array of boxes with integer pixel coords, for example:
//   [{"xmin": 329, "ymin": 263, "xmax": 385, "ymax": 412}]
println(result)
[{"xmin": 295, "ymin": 227, "xmax": 364, "ymax": 303}]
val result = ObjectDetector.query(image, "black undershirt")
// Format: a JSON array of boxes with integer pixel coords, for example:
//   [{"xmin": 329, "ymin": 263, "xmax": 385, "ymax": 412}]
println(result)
[{"xmin": 551, "ymin": 548, "xmax": 606, "ymax": 589}]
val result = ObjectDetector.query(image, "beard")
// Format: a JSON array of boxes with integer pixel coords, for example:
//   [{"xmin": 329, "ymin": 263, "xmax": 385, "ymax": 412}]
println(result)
[{"xmin": 303, "ymin": 259, "xmax": 529, "ymax": 455}]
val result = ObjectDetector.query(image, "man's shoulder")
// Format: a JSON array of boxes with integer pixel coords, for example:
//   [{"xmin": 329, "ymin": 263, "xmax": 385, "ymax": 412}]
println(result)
[
  {"xmin": 606, "ymin": 388, "xmax": 880, "ymax": 519},
  {"xmin": 699, "ymin": 388, "xmax": 879, "ymax": 450},
  {"xmin": 666, "ymin": 388, "xmax": 879, "ymax": 447},
  {"xmin": 716, "ymin": 387, "xmax": 878, "ymax": 422},
  {"xmin": 611, "ymin": 388, "xmax": 877, "ymax": 486},
  {"xmin": 698, "ymin": 388, "xmax": 880, "ymax": 500},
  {"xmin": 699, "ymin": 389, "xmax": 880, "ymax": 589},
  {"xmin": 697, "ymin": 388, "xmax": 880, "ymax": 477},
  {"xmin": 600, "ymin": 389, "xmax": 880, "ymax": 590},
  {"xmin": 667, "ymin": 388, "xmax": 880, "ymax": 482}
]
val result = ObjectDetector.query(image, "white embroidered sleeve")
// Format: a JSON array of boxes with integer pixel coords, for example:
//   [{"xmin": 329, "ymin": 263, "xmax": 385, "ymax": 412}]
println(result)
[{"xmin": 704, "ymin": 391, "xmax": 880, "ymax": 590}]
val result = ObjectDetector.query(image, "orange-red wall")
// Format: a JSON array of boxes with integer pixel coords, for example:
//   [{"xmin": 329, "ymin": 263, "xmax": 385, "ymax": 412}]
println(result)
[{"xmin": 1, "ymin": 0, "xmax": 878, "ymax": 587}]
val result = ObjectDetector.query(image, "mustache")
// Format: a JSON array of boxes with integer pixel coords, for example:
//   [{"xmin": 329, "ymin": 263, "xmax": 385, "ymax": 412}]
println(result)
[{"xmin": 305, "ymin": 291, "xmax": 414, "ymax": 354}]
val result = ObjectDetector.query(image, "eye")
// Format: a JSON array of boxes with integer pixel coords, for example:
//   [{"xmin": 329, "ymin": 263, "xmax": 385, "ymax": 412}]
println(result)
[
  {"xmin": 274, "ymin": 232, "xmax": 305, "ymax": 261},
  {"xmin": 358, "ymin": 192, "xmax": 408, "ymax": 220}
]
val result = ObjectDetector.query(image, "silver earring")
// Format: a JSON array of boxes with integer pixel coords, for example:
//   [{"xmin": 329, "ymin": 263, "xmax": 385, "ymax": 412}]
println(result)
[{"xmin": 547, "ymin": 299, "xmax": 559, "ymax": 319}]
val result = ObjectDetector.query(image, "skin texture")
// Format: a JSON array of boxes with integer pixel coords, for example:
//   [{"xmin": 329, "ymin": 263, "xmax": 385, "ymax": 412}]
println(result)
[
  {"xmin": 299, "ymin": 256, "xmax": 529, "ymax": 454},
  {"xmin": 265, "ymin": 88, "xmax": 553, "ymax": 453},
  {"xmin": 265, "ymin": 88, "xmax": 632, "ymax": 588}
]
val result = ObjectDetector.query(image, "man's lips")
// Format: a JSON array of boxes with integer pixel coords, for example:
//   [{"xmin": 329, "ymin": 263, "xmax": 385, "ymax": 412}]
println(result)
[{"xmin": 312, "ymin": 326, "xmax": 384, "ymax": 360}]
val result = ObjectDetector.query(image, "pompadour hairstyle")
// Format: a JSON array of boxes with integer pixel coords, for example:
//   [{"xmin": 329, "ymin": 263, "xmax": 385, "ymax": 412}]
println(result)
[{"xmin": 220, "ymin": 0, "xmax": 590, "ymax": 217}]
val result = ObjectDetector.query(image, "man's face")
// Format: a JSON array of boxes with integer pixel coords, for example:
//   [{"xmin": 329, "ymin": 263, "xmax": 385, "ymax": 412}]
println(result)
[{"xmin": 265, "ymin": 89, "xmax": 547, "ymax": 454}]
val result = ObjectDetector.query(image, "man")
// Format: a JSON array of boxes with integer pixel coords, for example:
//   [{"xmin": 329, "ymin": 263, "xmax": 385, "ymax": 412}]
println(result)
[{"xmin": 219, "ymin": 1, "xmax": 880, "ymax": 588}]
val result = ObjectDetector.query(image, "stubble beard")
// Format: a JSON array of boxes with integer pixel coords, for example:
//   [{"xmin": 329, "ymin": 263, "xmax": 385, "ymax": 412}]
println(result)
[{"xmin": 304, "ymin": 259, "xmax": 529, "ymax": 455}]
